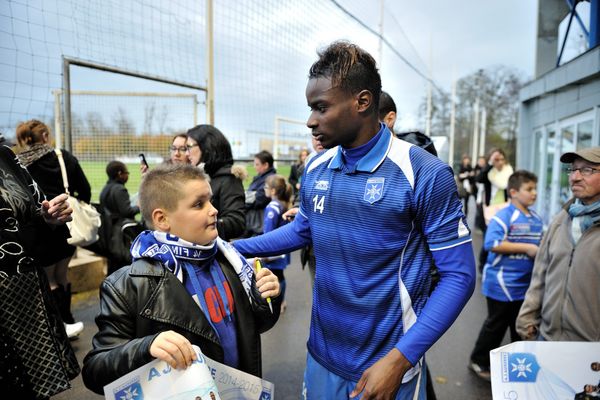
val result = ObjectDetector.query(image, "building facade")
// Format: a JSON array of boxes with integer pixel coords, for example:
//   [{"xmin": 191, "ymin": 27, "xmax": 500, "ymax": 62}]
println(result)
[{"xmin": 517, "ymin": 0, "xmax": 600, "ymax": 224}]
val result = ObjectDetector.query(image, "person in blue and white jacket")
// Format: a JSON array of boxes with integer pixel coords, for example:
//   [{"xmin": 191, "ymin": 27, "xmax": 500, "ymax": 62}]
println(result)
[
  {"xmin": 261, "ymin": 174, "xmax": 292, "ymax": 313},
  {"xmin": 234, "ymin": 41, "xmax": 475, "ymax": 400},
  {"xmin": 469, "ymin": 170, "xmax": 543, "ymax": 381}
]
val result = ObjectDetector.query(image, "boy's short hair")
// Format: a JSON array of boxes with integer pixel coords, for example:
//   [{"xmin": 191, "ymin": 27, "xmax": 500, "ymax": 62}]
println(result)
[
  {"xmin": 508, "ymin": 170, "xmax": 538, "ymax": 193},
  {"xmin": 139, "ymin": 164, "xmax": 209, "ymax": 228},
  {"xmin": 106, "ymin": 160, "xmax": 127, "ymax": 180},
  {"xmin": 309, "ymin": 40, "xmax": 381, "ymax": 113},
  {"xmin": 378, "ymin": 91, "xmax": 396, "ymax": 120}
]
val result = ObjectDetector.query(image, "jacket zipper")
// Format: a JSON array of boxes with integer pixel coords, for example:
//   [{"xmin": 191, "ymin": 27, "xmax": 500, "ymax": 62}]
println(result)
[{"xmin": 567, "ymin": 248, "xmax": 575, "ymax": 268}]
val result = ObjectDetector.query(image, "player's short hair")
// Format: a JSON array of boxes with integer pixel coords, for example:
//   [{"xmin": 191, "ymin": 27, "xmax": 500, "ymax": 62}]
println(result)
[
  {"xmin": 309, "ymin": 40, "xmax": 381, "ymax": 112},
  {"xmin": 508, "ymin": 170, "xmax": 537, "ymax": 193},
  {"xmin": 139, "ymin": 163, "xmax": 209, "ymax": 228}
]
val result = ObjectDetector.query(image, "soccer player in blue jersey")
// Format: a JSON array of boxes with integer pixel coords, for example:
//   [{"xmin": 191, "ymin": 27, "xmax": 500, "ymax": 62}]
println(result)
[
  {"xmin": 234, "ymin": 40, "xmax": 476, "ymax": 399},
  {"xmin": 469, "ymin": 170, "xmax": 543, "ymax": 381}
]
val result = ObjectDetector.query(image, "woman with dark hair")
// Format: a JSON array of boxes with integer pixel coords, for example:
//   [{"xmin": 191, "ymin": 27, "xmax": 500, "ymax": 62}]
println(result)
[
  {"xmin": 186, "ymin": 124, "xmax": 245, "ymax": 240},
  {"xmin": 16, "ymin": 119, "xmax": 90, "ymax": 338}
]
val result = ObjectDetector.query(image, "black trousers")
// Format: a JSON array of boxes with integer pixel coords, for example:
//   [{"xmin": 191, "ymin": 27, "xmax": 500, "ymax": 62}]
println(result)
[{"xmin": 470, "ymin": 297, "xmax": 523, "ymax": 367}]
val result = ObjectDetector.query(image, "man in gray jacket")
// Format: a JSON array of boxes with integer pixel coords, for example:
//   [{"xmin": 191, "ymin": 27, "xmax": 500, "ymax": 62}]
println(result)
[{"xmin": 517, "ymin": 147, "xmax": 600, "ymax": 342}]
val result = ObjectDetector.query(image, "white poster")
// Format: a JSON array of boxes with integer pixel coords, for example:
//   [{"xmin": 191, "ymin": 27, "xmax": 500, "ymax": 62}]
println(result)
[
  {"xmin": 104, "ymin": 345, "xmax": 274, "ymax": 400},
  {"xmin": 490, "ymin": 341, "xmax": 600, "ymax": 400},
  {"xmin": 205, "ymin": 356, "xmax": 274, "ymax": 400}
]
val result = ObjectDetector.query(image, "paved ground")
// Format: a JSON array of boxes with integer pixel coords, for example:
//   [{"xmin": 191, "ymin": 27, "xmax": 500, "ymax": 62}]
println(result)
[{"xmin": 55, "ymin": 201, "xmax": 500, "ymax": 399}]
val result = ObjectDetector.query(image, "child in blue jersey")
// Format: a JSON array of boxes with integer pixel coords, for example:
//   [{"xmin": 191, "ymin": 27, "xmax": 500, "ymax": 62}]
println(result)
[
  {"xmin": 81, "ymin": 164, "xmax": 280, "ymax": 394},
  {"xmin": 469, "ymin": 170, "xmax": 543, "ymax": 381},
  {"xmin": 261, "ymin": 174, "xmax": 292, "ymax": 313}
]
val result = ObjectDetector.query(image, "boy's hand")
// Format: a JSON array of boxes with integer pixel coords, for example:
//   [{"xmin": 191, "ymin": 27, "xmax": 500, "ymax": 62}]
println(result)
[
  {"xmin": 282, "ymin": 207, "xmax": 298, "ymax": 221},
  {"xmin": 524, "ymin": 244, "xmax": 539, "ymax": 259},
  {"xmin": 255, "ymin": 267, "xmax": 280, "ymax": 299},
  {"xmin": 525, "ymin": 325, "xmax": 538, "ymax": 340},
  {"xmin": 149, "ymin": 331, "xmax": 197, "ymax": 369}
]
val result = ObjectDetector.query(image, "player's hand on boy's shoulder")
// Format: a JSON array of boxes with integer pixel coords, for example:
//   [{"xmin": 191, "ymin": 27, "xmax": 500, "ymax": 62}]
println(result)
[
  {"xmin": 149, "ymin": 330, "xmax": 197, "ymax": 370},
  {"xmin": 255, "ymin": 267, "xmax": 280, "ymax": 299}
]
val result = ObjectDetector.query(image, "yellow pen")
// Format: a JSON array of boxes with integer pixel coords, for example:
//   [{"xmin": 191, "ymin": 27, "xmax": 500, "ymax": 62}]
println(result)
[{"xmin": 254, "ymin": 258, "xmax": 274, "ymax": 313}]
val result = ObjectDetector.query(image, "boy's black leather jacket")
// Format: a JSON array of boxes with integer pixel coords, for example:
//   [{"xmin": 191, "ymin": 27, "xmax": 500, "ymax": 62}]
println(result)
[{"xmin": 82, "ymin": 254, "xmax": 280, "ymax": 394}]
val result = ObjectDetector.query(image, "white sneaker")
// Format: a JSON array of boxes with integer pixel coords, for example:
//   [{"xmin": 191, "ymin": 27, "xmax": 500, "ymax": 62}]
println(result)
[{"xmin": 65, "ymin": 321, "xmax": 84, "ymax": 339}]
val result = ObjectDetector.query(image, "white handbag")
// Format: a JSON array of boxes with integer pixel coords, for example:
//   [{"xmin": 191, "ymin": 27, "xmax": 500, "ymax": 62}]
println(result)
[{"xmin": 55, "ymin": 149, "xmax": 101, "ymax": 246}]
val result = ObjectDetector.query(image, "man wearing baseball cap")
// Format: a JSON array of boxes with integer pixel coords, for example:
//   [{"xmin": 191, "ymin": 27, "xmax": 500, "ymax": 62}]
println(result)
[{"xmin": 517, "ymin": 147, "xmax": 600, "ymax": 342}]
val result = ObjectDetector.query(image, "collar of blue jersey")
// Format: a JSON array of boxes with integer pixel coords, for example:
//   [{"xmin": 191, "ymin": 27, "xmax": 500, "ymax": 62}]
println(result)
[{"xmin": 328, "ymin": 122, "xmax": 393, "ymax": 173}]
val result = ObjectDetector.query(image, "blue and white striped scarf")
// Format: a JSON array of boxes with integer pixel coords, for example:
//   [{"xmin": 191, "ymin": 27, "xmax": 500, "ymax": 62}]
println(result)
[
  {"xmin": 568, "ymin": 199, "xmax": 600, "ymax": 243},
  {"xmin": 130, "ymin": 231, "xmax": 255, "ymax": 303}
]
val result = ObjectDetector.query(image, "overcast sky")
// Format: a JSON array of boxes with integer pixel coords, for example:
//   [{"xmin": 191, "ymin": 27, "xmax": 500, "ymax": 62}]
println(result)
[
  {"xmin": 1, "ymin": 0, "xmax": 540, "ymax": 150},
  {"xmin": 373, "ymin": 0, "xmax": 538, "ymax": 129}
]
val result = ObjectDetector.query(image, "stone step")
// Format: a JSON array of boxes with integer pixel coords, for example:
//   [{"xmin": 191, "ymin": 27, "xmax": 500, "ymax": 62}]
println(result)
[{"xmin": 68, "ymin": 248, "xmax": 107, "ymax": 293}]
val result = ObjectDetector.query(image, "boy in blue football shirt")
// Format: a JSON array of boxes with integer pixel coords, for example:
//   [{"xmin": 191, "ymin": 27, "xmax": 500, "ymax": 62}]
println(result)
[
  {"xmin": 469, "ymin": 170, "xmax": 543, "ymax": 381},
  {"xmin": 234, "ymin": 41, "xmax": 476, "ymax": 399}
]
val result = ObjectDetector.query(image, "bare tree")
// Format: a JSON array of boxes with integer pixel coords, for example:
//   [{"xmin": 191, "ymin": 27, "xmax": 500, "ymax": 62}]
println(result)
[
  {"xmin": 421, "ymin": 65, "xmax": 527, "ymax": 165},
  {"xmin": 113, "ymin": 107, "xmax": 135, "ymax": 136},
  {"xmin": 156, "ymin": 105, "xmax": 169, "ymax": 135},
  {"xmin": 85, "ymin": 112, "xmax": 110, "ymax": 136},
  {"xmin": 143, "ymin": 102, "xmax": 156, "ymax": 135}
]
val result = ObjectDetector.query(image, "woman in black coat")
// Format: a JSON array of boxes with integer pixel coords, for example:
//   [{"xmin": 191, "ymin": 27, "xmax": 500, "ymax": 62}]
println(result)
[
  {"xmin": 186, "ymin": 124, "xmax": 246, "ymax": 240},
  {"xmin": 16, "ymin": 120, "xmax": 90, "ymax": 337},
  {"xmin": 0, "ymin": 138, "xmax": 79, "ymax": 398}
]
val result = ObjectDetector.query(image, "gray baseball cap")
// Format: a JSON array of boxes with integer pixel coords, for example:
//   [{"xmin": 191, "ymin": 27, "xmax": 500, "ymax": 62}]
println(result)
[{"xmin": 560, "ymin": 147, "xmax": 600, "ymax": 164}]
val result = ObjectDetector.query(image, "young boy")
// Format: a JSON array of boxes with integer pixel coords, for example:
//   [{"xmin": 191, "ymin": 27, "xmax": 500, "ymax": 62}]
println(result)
[
  {"xmin": 82, "ymin": 164, "xmax": 280, "ymax": 394},
  {"xmin": 469, "ymin": 170, "xmax": 543, "ymax": 381}
]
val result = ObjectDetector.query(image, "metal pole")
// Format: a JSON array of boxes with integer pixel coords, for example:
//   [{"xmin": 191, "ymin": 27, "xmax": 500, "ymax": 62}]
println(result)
[
  {"xmin": 274, "ymin": 116, "xmax": 280, "ymax": 169},
  {"xmin": 449, "ymin": 78, "xmax": 456, "ymax": 168},
  {"xmin": 557, "ymin": 4, "xmax": 577, "ymax": 67},
  {"xmin": 53, "ymin": 90, "xmax": 62, "ymax": 149},
  {"xmin": 471, "ymin": 99, "xmax": 479, "ymax": 164},
  {"xmin": 193, "ymin": 96, "xmax": 198, "ymax": 126},
  {"xmin": 63, "ymin": 57, "xmax": 206, "ymax": 91},
  {"xmin": 62, "ymin": 57, "xmax": 72, "ymax": 152},
  {"xmin": 378, "ymin": 0, "xmax": 384, "ymax": 66},
  {"xmin": 425, "ymin": 34, "xmax": 433, "ymax": 136},
  {"xmin": 206, "ymin": 0, "xmax": 215, "ymax": 125},
  {"xmin": 479, "ymin": 107, "xmax": 487, "ymax": 156}
]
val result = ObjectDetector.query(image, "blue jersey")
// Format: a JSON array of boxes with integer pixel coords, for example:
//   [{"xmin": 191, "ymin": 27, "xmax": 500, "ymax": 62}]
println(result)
[
  {"xmin": 482, "ymin": 203, "xmax": 544, "ymax": 302},
  {"xmin": 234, "ymin": 125, "xmax": 475, "ymax": 382},
  {"xmin": 262, "ymin": 200, "xmax": 289, "ymax": 270}
]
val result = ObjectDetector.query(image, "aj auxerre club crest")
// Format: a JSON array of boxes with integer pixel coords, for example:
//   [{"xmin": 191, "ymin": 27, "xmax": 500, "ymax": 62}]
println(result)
[
  {"xmin": 113, "ymin": 377, "xmax": 144, "ymax": 400},
  {"xmin": 364, "ymin": 177, "xmax": 385, "ymax": 204},
  {"xmin": 501, "ymin": 352, "xmax": 540, "ymax": 383}
]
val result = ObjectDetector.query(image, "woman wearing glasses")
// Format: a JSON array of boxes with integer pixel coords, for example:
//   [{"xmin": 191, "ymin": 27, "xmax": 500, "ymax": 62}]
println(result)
[
  {"xmin": 168, "ymin": 134, "xmax": 190, "ymax": 164},
  {"xmin": 186, "ymin": 124, "xmax": 246, "ymax": 240}
]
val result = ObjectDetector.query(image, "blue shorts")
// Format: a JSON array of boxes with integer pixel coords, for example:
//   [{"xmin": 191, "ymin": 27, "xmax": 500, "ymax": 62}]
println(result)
[{"xmin": 302, "ymin": 352, "xmax": 427, "ymax": 400}]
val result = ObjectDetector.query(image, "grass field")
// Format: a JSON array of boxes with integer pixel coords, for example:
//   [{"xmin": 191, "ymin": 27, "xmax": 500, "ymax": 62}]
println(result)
[{"xmin": 81, "ymin": 161, "xmax": 292, "ymax": 203}]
